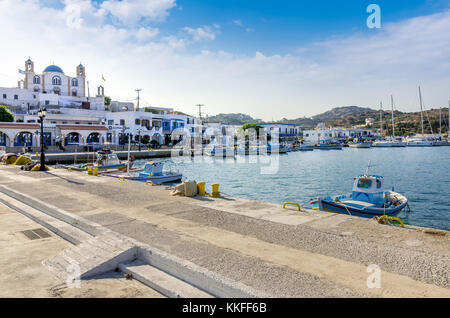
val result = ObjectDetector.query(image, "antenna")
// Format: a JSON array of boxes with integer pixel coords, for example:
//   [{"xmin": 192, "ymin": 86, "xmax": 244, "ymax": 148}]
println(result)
[
  {"xmin": 365, "ymin": 160, "xmax": 371, "ymax": 176},
  {"xmin": 196, "ymin": 104, "xmax": 204, "ymax": 119},
  {"xmin": 135, "ymin": 89, "xmax": 142, "ymax": 111}
]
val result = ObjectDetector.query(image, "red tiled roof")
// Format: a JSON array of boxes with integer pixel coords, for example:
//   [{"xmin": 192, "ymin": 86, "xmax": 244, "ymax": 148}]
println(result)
[
  {"xmin": 57, "ymin": 125, "xmax": 108, "ymax": 131},
  {"xmin": 0, "ymin": 123, "xmax": 40, "ymax": 129}
]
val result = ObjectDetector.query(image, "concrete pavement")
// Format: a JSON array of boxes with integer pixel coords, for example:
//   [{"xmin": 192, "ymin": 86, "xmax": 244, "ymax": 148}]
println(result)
[{"xmin": 0, "ymin": 165, "xmax": 448, "ymax": 297}]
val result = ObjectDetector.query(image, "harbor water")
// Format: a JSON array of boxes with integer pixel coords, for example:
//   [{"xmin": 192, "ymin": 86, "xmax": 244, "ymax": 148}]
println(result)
[{"xmin": 135, "ymin": 147, "xmax": 450, "ymax": 231}]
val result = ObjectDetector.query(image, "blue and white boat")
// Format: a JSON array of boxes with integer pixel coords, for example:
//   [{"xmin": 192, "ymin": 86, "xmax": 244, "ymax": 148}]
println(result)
[
  {"xmin": 310, "ymin": 168, "xmax": 408, "ymax": 218},
  {"xmin": 63, "ymin": 149, "xmax": 127, "ymax": 171},
  {"xmin": 204, "ymin": 144, "xmax": 235, "ymax": 157},
  {"xmin": 106, "ymin": 161, "xmax": 182, "ymax": 183},
  {"xmin": 314, "ymin": 141, "xmax": 343, "ymax": 150},
  {"xmin": 266, "ymin": 143, "xmax": 288, "ymax": 154}
]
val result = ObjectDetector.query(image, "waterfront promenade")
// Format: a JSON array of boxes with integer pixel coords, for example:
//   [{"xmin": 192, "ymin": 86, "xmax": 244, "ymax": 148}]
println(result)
[{"xmin": 0, "ymin": 165, "xmax": 448, "ymax": 297}]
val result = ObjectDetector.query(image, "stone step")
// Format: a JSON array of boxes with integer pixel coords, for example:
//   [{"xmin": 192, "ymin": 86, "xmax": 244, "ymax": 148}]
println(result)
[
  {"xmin": 119, "ymin": 260, "xmax": 213, "ymax": 298},
  {"xmin": 44, "ymin": 233, "xmax": 137, "ymax": 280}
]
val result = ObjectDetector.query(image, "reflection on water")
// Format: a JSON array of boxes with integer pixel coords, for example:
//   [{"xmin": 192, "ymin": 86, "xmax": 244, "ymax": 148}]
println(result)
[{"xmin": 135, "ymin": 147, "xmax": 450, "ymax": 231}]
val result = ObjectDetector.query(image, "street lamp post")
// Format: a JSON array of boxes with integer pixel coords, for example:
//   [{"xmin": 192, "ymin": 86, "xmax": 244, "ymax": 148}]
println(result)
[
  {"xmin": 38, "ymin": 108, "xmax": 47, "ymax": 171},
  {"xmin": 138, "ymin": 128, "xmax": 142, "ymax": 152}
]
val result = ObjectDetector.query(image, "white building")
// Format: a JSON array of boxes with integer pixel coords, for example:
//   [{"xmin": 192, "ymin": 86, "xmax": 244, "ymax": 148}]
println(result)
[
  {"xmin": 302, "ymin": 124, "xmax": 380, "ymax": 144},
  {"xmin": 1, "ymin": 58, "xmax": 105, "ymax": 112},
  {"xmin": 0, "ymin": 59, "xmax": 201, "ymax": 149}
]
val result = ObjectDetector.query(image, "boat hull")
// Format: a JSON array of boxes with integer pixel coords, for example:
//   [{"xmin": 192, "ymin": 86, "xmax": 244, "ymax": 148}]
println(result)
[
  {"xmin": 348, "ymin": 143, "xmax": 371, "ymax": 148},
  {"xmin": 106, "ymin": 173, "xmax": 183, "ymax": 183},
  {"xmin": 311, "ymin": 194, "xmax": 408, "ymax": 218}
]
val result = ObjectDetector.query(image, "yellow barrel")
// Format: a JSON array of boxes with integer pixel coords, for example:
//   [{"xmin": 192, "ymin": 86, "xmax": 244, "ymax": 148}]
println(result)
[
  {"xmin": 87, "ymin": 166, "xmax": 93, "ymax": 175},
  {"xmin": 93, "ymin": 167, "xmax": 98, "ymax": 176},
  {"xmin": 197, "ymin": 182, "xmax": 206, "ymax": 195},
  {"xmin": 36, "ymin": 152, "xmax": 39, "ymax": 157},
  {"xmin": 211, "ymin": 183, "xmax": 220, "ymax": 197}
]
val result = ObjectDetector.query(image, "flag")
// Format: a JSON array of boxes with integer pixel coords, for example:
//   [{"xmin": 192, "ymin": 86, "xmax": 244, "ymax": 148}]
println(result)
[
  {"xmin": 18, "ymin": 69, "xmax": 26, "ymax": 75},
  {"xmin": 102, "ymin": 75, "xmax": 106, "ymax": 82}
]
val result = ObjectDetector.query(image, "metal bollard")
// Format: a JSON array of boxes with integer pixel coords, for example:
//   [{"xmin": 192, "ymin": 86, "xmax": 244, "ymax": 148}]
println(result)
[
  {"xmin": 197, "ymin": 181, "xmax": 206, "ymax": 195},
  {"xmin": 211, "ymin": 183, "xmax": 220, "ymax": 197}
]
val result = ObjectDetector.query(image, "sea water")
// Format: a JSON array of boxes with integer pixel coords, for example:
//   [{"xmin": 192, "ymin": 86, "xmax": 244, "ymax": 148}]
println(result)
[{"xmin": 135, "ymin": 147, "xmax": 450, "ymax": 231}]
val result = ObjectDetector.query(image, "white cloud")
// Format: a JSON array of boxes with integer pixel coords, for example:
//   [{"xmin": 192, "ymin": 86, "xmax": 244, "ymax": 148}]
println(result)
[
  {"xmin": 183, "ymin": 25, "xmax": 217, "ymax": 41},
  {"xmin": 232, "ymin": 19, "xmax": 242, "ymax": 26},
  {"xmin": 135, "ymin": 27, "xmax": 160, "ymax": 41},
  {"xmin": 101, "ymin": 0, "xmax": 176, "ymax": 26}
]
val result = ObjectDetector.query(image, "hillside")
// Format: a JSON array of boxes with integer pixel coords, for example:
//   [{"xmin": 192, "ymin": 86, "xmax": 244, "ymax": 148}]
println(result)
[
  {"xmin": 278, "ymin": 106, "xmax": 374, "ymax": 128},
  {"xmin": 206, "ymin": 106, "xmax": 450, "ymax": 136},
  {"xmin": 330, "ymin": 108, "xmax": 449, "ymax": 136},
  {"xmin": 206, "ymin": 113, "xmax": 263, "ymax": 125}
]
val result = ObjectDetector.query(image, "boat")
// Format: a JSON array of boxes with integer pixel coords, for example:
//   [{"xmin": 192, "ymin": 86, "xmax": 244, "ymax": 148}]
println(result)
[
  {"xmin": 105, "ymin": 161, "xmax": 182, "ymax": 183},
  {"xmin": 266, "ymin": 143, "xmax": 288, "ymax": 154},
  {"xmin": 406, "ymin": 137, "xmax": 433, "ymax": 147},
  {"xmin": 310, "ymin": 164, "xmax": 408, "ymax": 218},
  {"xmin": 348, "ymin": 139, "xmax": 371, "ymax": 148},
  {"xmin": 313, "ymin": 141, "xmax": 342, "ymax": 150},
  {"xmin": 372, "ymin": 137, "xmax": 407, "ymax": 147},
  {"xmin": 204, "ymin": 144, "xmax": 235, "ymax": 157},
  {"xmin": 297, "ymin": 143, "xmax": 314, "ymax": 151},
  {"xmin": 372, "ymin": 97, "xmax": 407, "ymax": 147},
  {"xmin": 63, "ymin": 149, "xmax": 127, "ymax": 171},
  {"xmin": 407, "ymin": 87, "xmax": 434, "ymax": 147}
]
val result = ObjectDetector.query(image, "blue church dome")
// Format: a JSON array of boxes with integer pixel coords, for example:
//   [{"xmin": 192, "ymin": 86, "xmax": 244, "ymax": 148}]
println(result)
[{"xmin": 43, "ymin": 65, "xmax": 64, "ymax": 73}]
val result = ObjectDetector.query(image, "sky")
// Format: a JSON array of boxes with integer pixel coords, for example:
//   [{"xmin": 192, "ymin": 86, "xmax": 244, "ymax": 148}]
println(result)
[{"xmin": 0, "ymin": 0, "xmax": 449, "ymax": 120}]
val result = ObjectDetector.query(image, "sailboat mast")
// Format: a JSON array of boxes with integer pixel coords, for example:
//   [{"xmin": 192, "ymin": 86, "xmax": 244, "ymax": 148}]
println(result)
[
  {"xmin": 379, "ymin": 102, "xmax": 383, "ymax": 138},
  {"xmin": 440, "ymin": 107, "xmax": 442, "ymax": 136},
  {"xmin": 418, "ymin": 86, "xmax": 424, "ymax": 136},
  {"xmin": 391, "ymin": 95, "xmax": 395, "ymax": 138}
]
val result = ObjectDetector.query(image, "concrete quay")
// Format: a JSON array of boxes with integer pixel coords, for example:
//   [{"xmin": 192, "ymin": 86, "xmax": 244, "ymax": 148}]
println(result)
[
  {"xmin": 0, "ymin": 164, "xmax": 449, "ymax": 298},
  {"xmin": 27, "ymin": 149, "xmax": 177, "ymax": 164}
]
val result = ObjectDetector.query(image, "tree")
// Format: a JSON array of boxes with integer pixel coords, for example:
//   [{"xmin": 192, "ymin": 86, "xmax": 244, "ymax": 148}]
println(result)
[
  {"xmin": 141, "ymin": 135, "xmax": 150, "ymax": 145},
  {"xmin": 0, "ymin": 105, "xmax": 13, "ymax": 122},
  {"xmin": 104, "ymin": 96, "xmax": 111, "ymax": 106},
  {"xmin": 242, "ymin": 123, "xmax": 264, "ymax": 136}
]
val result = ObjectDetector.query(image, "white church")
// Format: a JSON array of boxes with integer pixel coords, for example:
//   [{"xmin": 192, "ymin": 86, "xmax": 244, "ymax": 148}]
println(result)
[{"xmin": 0, "ymin": 58, "xmax": 105, "ymax": 112}]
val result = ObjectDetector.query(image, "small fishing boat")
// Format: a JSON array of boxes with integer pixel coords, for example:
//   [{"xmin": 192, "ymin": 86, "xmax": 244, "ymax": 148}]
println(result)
[
  {"xmin": 204, "ymin": 144, "xmax": 235, "ymax": 157},
  {"xmin": 296, "ymin": 143, "xmax": 314, "ymax": 151},
  {"xmin": 310, "ymin": 166, "xmax": 408, "ymax": 218},
  {"xmin": 348, "ymin": 139, "xmax": 371, "ymax": 148},
  {"xmin": 266, "ymin": 143, "xmax": 288, "ymax": 154},
  {"xmin": 314, "ymin": 141, "xmax": 342, "ymax": 150},
  {"xmin": 105, "ymin": 161, "xmax": 182, "ymax": 183}
]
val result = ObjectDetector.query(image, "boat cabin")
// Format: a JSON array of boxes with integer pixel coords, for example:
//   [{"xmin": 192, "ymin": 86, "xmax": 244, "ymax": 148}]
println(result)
[
  {"xmin": 96, "ymin": 151, "xmax": 121, "ymax": 167},
  {"xmin": 351, "ymin": 174, "xmax": 385, "ymax": 205},
  {"xmin": 142, "ymin": 161, "xmax": 164, "ymax": 176}
]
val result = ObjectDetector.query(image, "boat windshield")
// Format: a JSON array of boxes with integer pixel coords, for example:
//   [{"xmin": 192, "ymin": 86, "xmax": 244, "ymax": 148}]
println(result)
[{"xmin": 357, "ymin": 179, "xmax": 372, "ymax": 189}]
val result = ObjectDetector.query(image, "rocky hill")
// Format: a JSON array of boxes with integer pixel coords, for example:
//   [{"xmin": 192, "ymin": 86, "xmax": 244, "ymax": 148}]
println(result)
[{"xmin": 206, "ymin": 106, "xmax": 449, "ymax": 135}]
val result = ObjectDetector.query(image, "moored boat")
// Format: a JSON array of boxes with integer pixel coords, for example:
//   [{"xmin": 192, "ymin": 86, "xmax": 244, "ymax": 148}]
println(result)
[
  {"xmin": 105, "ymin": 161, "xmax": 182, "ymax": 183},
  {"xmin": 63, "ymin": 149, "xmax": 127, "ymax": 171},
  {"xmin": 204, "ymin": 144, "xmax": 235, "ymax": 157},
  {"xmin": 314, "ymin": 141, "xmax": 342, "ymax": 150},
  {"xmin": 310, "ymin": 167, "xmax": 408, "ymax": 218},
  {"xmin": 348, "ymin": 139, "xmax": 371, "ymax": 148}
]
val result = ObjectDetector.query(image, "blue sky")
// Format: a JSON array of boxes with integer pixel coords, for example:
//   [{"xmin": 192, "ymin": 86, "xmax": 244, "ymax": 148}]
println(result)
[
  {"xmin": 1, "ymin": 0, "xmax": 450, "ymax": 119},
  {"xmin": 162, "ymin": 0, "xmax": 448, "ymax": 55}
]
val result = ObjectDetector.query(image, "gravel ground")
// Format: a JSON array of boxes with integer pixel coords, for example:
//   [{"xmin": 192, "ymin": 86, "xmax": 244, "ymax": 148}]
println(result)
[
  {"xmin": 1, "ymin": 166, "xmax": 448, "ymax": 297},
  {"xmin": 87, "ymin": 212, "xmax": 367, "ymax": 298}
]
